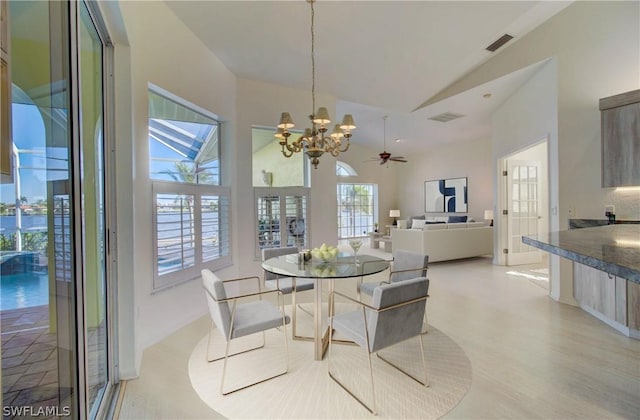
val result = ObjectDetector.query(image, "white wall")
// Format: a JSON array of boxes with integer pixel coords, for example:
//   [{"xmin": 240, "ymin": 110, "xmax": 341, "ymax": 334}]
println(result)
[
  {"xmin": 493, "ymin": 59, "xmax": 557, "ymax": 282},
  {"xmin": 116, "ymin": 1, "xmax": 238, "ymax": 376},
  {"xmin": 431, "ymin": 1, "xmax": 640, "ymax": 304},
  {"xmin": 397, "ymin": 137, "xmax": 493, "ymax": 223}
]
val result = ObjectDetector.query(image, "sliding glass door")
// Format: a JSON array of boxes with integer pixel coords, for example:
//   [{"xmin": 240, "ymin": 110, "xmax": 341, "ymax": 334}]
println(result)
[
  {"xmin": 77, "ymin": 2, "xmax": 110, "ymax": 416},
  {"xmin": 0, "ymin": 1, "xmax": 115, "ymax": 417}
]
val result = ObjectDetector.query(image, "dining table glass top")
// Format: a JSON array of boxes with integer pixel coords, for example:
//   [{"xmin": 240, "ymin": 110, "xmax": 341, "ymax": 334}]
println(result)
[{"xmin": 261, "ymin": 253, "xmax": 390, "ymax": 279}]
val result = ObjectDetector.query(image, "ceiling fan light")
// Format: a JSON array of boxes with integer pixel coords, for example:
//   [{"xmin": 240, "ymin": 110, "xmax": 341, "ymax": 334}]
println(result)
[
  {"xmin": 339, "ymin": 114, "xmax": 356, "ymax": 130},
  {"xmin": 313, "ymin": 107, "xmax": 331, "ymax": 124},
  {"xmin": 278, "ymin": 112, "xmax": 295, "ymax": 129}
]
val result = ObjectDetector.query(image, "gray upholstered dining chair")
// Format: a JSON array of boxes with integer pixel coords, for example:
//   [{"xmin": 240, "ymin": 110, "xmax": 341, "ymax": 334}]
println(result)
[
  {"xmin": 328, "ymin": 277, "xmax": 430, "ymax": 415},
  {"xmin": 202, "ymin": 269, "xmax": 290, "ymax": 395},
  {"xmin": 262, "ymin": 246, "xmax": 315, "ymax": 339},
  {"xmin": 358, "ymin": 249, "xmax": 429, "ymax": 334},
  {"xmin": 359, "ymin": 249, "xmax": 428, "ymax": 296}
]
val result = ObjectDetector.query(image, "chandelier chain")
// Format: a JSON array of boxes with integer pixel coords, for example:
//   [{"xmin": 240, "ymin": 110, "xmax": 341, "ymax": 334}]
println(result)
[
  {"xmin": 275, "ymin": 0, "xmax": 356, "ymax": 169},
  {"xmin": 310, "ymin": 0, "xmax": 316, "ymax": 116}
]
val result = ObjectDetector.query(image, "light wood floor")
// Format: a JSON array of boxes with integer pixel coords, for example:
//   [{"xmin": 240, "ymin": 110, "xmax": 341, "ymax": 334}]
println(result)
[{"xmin": 118, "ymin": 253, "xmax": 640, "ymax": 419}]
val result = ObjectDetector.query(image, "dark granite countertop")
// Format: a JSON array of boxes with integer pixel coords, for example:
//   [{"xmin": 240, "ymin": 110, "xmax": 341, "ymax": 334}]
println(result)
[{"xmin": 523, "ymin": 224, "xmax": 640, "ymax": 284}]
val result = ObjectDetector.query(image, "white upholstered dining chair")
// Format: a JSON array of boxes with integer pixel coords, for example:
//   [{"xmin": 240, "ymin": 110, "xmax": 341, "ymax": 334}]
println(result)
[
  {"xmin": 328, "ymin": 277, "xmax": 430, "ymax": 415},
  {"xmin": 202, "ymin": 269, "xmax": 290, "ymax": 395}
]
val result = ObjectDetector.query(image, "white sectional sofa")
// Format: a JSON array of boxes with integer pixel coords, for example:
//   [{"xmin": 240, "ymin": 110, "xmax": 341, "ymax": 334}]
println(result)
[{"xmin": 391, "ymin": 221, "xmax": 493, "ymax": 262}]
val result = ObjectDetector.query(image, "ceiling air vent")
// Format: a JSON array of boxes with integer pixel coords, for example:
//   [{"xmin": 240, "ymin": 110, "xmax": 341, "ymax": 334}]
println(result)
[
  {"xmin": 428, "ymin": 112, "xmax": 465, "ymax": 123},
  {"xmin": 486, "ymin": 34, "xmax": 514, "ymax": 52}
]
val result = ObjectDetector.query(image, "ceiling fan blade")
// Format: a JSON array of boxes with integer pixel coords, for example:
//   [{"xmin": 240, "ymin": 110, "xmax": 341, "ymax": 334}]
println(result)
[{"xmin": 389, "ymin": 157, "xmax": 408, "ymax": 162}]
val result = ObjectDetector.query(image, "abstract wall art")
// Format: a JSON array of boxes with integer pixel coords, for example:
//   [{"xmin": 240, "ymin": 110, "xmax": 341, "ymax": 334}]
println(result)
[{"xmin": 424, "ymin": 177, "xmax": 468, "ymax": 213}]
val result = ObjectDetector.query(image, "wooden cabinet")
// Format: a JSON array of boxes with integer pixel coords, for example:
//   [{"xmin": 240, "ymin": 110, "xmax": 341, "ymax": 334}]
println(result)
[
  {"xmin": 574, "ymin": 262, "xmax": 640, "ymax": 337},
  {"xmin": 600, "ymin": 89, "xmax": 640, "ymax": 187},
  {"xmin": 1, "ymin": 0, "xmax": 12, "ymax": 183}
]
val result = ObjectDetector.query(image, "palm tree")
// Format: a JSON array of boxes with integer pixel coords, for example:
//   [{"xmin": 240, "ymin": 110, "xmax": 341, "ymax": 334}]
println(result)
[{"xmin": 163, "ymin": 161, "xmax": 213, "ymax": 185}]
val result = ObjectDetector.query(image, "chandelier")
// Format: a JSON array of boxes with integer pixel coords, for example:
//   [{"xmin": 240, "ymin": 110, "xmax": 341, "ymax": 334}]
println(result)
[{"xmin": 275, "ymin": 0, "xmax": 356, "ymax": 169}]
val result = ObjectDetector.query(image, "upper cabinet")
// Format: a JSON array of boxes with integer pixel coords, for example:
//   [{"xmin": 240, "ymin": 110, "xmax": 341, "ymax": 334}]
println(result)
[
  {"xmin": 600, "ymin": 89, "xmax": 640, "ymax": 188},
  {"xmin": 1, "ymin": 0, "xmax": 12, "ymax": 184}
]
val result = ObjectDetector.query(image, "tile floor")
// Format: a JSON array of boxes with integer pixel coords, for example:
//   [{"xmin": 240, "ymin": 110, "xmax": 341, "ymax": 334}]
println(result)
[{"xmin": 1, "ymin": 305, "xmax": 61, "ymax": 411}]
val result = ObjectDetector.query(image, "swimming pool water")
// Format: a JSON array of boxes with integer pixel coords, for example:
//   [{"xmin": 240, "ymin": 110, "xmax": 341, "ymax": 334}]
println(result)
[{"xmin": 0, "ymin": 272, "xmax": 49, "ymax": 310}]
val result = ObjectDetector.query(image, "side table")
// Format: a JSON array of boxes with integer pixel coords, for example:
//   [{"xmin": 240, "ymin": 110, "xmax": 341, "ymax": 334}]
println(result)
[{"xmin": 369, "ymin": 232, "xmax": 384, "ymax": 249}]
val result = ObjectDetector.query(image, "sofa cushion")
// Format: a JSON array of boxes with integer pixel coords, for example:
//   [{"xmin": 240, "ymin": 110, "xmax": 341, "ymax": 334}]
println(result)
[
  {"xmin": 433, "ymin": 216, "xmax": 448, "ymax": 222},
  {"xmin": 467, "ymin": 222, "xmax": 485, "ymax": 228},
  {"xmin": 423, "ymin": 224, "xmax": 447, "ymax": 231},
  {"xmin": 447, "ymin": 223, "xmax": 467, "ymax": 229},
  {"xmin": 448, "ymin": 215, "xmax": 468, "ymax": 223},
  {"xmin": 397, "ymin": 219, "xmax": 408, "ymax": 229}
]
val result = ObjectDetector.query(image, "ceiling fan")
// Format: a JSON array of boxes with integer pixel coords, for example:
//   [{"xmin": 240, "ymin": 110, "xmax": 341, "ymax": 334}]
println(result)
[{"xmin": 365, "ymin": 116, "xmax": 408, "ymax": 165}]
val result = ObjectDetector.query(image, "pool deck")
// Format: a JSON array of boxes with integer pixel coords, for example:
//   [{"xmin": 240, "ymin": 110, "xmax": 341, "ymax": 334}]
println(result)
[{"xmin": 1, "ymin": 305, "xmax": 62, "ymax": 411}]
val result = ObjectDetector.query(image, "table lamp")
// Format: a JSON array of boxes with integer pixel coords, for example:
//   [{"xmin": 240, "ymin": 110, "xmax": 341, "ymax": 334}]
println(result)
[
  {"xmin": 484, "ymin": 210, "xmax": 494, "ymax": 226},
  {"xmin": 389, "ymin": 209, "xmax": 400, "ymax": 225}
]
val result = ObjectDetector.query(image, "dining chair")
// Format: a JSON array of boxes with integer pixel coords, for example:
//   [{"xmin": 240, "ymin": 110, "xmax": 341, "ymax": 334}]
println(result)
[
  {"xmin": 359, "ymin": 249, "xmax": 428, "ymax": 296},
  {"xmin": 328, "ymin": 277, "xmax": 430, "ymax": 415},
  {"xmin": 262, "ymin": 246, "xmax": 315, "ymax": 339},
  {"xmin": 358, "ymin": 249, "xmax": 429, "ymax": 333},
  {"xmin": 202, "ymin": 269, "xmax": 290, "ymax": 395}
]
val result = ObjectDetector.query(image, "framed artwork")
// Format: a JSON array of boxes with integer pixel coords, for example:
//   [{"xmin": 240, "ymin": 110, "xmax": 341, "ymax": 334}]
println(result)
[{"xmin": 425, "ymin": 177, "xmax": 468, "ymax": 213}]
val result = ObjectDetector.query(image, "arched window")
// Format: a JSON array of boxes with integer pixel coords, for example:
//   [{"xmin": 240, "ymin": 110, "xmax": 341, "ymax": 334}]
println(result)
[{"xmin": 336, "ymin": 161, "xmax": 357, "ymax": 176}]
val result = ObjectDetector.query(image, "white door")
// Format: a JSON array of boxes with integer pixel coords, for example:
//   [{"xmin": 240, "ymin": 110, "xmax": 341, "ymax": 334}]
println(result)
[{"xmin": 506, "ymin": 159, "xmax": 542, "ymax": 265}]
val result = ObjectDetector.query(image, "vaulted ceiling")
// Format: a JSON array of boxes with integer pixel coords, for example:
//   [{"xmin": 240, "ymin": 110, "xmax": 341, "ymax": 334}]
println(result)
[{"xmin": 165, "ymin": 1, "xmax": 571, "ymax": 155}]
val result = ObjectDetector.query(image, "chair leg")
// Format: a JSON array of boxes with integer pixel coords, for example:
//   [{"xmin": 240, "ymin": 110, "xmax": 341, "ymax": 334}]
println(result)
[
  {"xmin": 421, "ymin": 305, "xmax": 429, "ymax": 335},
  {"xmin": 219, "ymin": 309, "xmax": 290, "ymax": 395},
  {"xmin": 328, "ymin": 309, "xmax": 377, "ymax": 415},
  {"xmin": 366, "ymin": 347, "xmax": 377, "ymax": 415},
  {"xmin": 376, "ymin": 334, "xmax": 429, "ymax": 387}
]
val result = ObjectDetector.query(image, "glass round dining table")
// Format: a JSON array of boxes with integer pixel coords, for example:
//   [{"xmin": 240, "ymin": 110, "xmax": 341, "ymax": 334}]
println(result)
[{"xmin": 262, "ymin": 253, "xmax": 390, "ymax": 360}]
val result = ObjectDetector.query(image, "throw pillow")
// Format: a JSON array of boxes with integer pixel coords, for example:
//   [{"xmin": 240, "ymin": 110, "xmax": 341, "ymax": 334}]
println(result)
[
  {"xmin": 448, "ymin": 215, "xmax": 468, "ymax": 223},
  {"xmin": 411, "ymin": 219, "xmax": 425, "ymax": 229}
]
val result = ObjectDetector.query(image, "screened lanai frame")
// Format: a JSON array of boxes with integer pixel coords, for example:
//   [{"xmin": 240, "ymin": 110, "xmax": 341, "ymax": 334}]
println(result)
[{"xmin": 148, "ymin": 83, "xmax": 220, "ymax": 185}]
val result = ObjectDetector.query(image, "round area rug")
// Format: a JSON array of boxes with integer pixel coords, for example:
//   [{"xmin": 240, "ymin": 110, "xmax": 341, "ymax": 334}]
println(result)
[{"xmin": 189, "ymin": 317, "xmax": 472, "ymax": 419}]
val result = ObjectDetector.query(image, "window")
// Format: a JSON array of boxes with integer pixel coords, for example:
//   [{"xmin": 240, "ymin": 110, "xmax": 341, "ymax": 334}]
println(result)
[
  {"xmin": 337, "ymin": 183, "xmax": 377, "ymax": 238},
  {"xmin": 255, "ymin": 187, "xmax": 310, "ymax": 258},
  {"xmin": 251, "ymin": 127, "xmax": 308, "ymax": 187},
  {"xmin": 149, "ymin": 86, "xmax": 230, "ymax": 290},
  {"xmin": 336, "ymin": 161, "xmax": 357, "ymax": 176},
  {"xmin": 149, "ymin": 85, "xmax": 220, "ymax": 185}
]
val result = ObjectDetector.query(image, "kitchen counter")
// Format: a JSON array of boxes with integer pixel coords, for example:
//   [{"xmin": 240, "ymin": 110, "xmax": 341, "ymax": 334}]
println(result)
[{"xmin": 522, "ymin": 224, "xmax": 640, "ymax": 284}]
